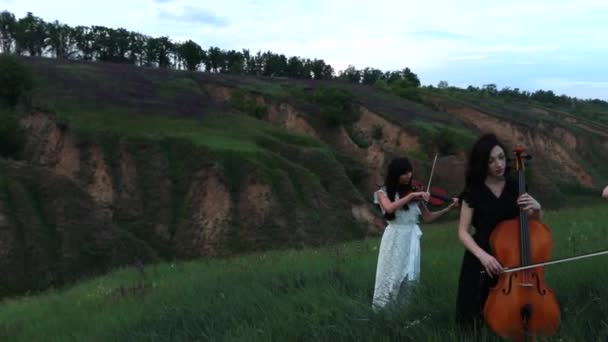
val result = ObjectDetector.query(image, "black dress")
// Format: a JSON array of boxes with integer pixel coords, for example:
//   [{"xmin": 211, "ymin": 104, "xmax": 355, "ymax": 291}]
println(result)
[{"xmin": 455, "ymin": 177, "xmax": 521, "ymax": 330}]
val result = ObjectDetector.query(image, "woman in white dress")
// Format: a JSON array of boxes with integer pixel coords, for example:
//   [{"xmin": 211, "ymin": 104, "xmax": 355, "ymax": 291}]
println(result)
[{"xmin": 372, "ymin": 157, "xmax": 458, "ymax": 311}]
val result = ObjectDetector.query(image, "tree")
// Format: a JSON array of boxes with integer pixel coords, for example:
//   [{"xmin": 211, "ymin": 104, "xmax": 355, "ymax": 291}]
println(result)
[
  {"xmin": 72, "ymin": 25, "xmax": 95, "ymax": 60},
  {"xmin": 15, "ymin": 12, "xmax": 47, "ymax": 56},
  {"xmin": 0, "ymin": 54, "xmax": 34, "ymax": 107},
  {"xmin": 310, "ymin": 59, "xmax": 332, "ymax": 79},
  {"xmin": 113, "ymin": 28, "xmax": 132, "ymax": 63},
  {"xmin": 46, "ymin": 20, "xmax": 75, "ymax": 58},
  {"xmin": 127, "ymin": 32, "xmax": 146, "ymax": 65},
  {"xmin": 0, "ymin": 11, "xmax": 17, "ymax": 53},
  {"xmin": 382, "ymin": 68, "xmax": 420, "ymax": 87},
  {"xmin": 482, "ymin": 84, "xmax": 498, "ymax": 95},
  {"xmin": 339, "ymin": 65, "xmax": 361, "ymax": 83},
  {"xmin": 225, "ymin": 49, "xmax": 245, "ymax": 74},
  {"xmin": 401, "ymin": 67, "xmax": 420, "ymax": 87},
  {"xmin": 285, "ymin": 56, "xmax": 305, "ymax": 78},
  {"xmin": 259, "ymin": 51, "xmax": 287, "ymax": 76},
  {"xmin": 176, "ymin": 40, "xmax": 204, "ymax": 71},
  {"xmin": 361, "ymin": 67, "xmax": 384, "ymax": 85},
  {"xmin": 206, "ymin": 46, "xmax": 222, "ymax": 72},
  {"xmin": 145, "ymin": 36, "xmax": 174, "ymax": 68}
]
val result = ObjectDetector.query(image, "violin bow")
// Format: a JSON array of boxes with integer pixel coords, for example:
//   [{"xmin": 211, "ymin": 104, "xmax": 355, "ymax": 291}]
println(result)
[
  {"xmin": 426, "ymin": 153, "xmax": 438, "ymax": 192},
  {"xmin": 500, "ymin": 249, "xmax": 608, "ymax": 273},
  {"xmin": 480, "ymin": 249, "xmax": 608, "ymax": 274}
]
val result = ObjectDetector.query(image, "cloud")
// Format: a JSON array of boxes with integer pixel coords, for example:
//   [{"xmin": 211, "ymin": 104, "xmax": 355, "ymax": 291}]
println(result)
[
  {"xmin": 448, "ymin": 55, "xmax": 489, "ymax": 61},
  {"xmin": 463, "ymin": 44, "xmax": 561, "ymax": 54},
  {"xmin": 158, "ymin": 6, "xmax": 228, "ymax": 27},
  {"xmin": 535, "ymin": 78, "xmax": 608, "ymax": 89},
  {"xmin": 409, "ymin": 30, "xmax": 468, "ymax": 40}
]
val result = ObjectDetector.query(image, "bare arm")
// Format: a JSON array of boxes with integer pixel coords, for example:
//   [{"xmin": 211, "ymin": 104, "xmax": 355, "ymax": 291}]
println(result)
[
  {"xmin": 419, "ymin": 198, "xmax": 458, "ymax": 223},
  {"xmin": 376, "ymin": 191, "xmax": 422, "ymax": 214},
  {"xmin": 458, "ymin": 200, "xmax": 503, "ymax": 277},
  {"xmin": 457, "ymin": 201, "xmax": 485, "ymax": 258}
]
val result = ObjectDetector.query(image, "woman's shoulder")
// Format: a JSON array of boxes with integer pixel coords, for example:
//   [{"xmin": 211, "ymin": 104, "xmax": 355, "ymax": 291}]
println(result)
[
  {"xmin": 373, "ymin": 187, "xmax": 387, "ymax": 203},
  {"xmin": 374, "ymin": 186, "xmax": 387, "ymax": 197},
  {"xmin": 460, "ymin": 184, "xmax": 483, "ymax": 206}
]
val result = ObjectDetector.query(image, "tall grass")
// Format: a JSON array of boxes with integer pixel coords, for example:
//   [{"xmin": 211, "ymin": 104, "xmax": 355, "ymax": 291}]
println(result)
[{"xmin": 0, "ymin": 202, "xmax": 606, "ymax": 341}]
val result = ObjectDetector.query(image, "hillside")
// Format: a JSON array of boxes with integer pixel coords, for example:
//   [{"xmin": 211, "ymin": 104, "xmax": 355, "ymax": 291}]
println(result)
[{"xmin": 0, "ymin": 56, "xmax": 607, "ymax": 298}]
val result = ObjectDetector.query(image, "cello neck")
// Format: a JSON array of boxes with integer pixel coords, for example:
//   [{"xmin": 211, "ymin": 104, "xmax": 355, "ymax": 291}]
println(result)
[{"xmin": 515, "ymin": 146, "xmax": 532, "ymax": 266}]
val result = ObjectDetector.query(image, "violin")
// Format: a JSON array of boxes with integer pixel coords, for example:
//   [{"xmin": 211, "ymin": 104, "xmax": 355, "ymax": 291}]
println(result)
[
  {"xmin": 398, "ymin": 154, "xmax": 457, "ymax": 207},
  {"xmin": 406, "ymin": 179, "xmax": 454, "ymax": 206},
  {"xmin": 397, "ymin": 179, "xmax": 454, "ymax": 206},
  {"xmin": 483, "ymin": 146, "xmax": 560, "ymax": 340}
]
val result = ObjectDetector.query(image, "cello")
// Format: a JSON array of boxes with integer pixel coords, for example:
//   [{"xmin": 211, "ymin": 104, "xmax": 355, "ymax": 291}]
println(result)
[{"xmin": 483, "ymin": 146, "xmax": 560, "ymax": 340}]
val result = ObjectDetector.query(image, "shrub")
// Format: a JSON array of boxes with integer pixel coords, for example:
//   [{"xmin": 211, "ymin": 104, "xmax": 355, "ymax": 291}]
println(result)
[
  {"xmin": 230, "ymin": 89, "xmax": 268, "ymax": 119},
  {"xmin": 0, "ymin": 110, "xmax": 22, "ymax": 159},
  {"xmin": 346, "ymin": 125, "xmax": 371, "ymax": 148},
  {"xmin": 414, "ymin": 121, "xmax": 475, "ymax": 156},
  {"xmin": 0, "ymin": 54, "xmax": 34, "ymax": 108},
  {"xmin": 311, "ymin": 86, "xmax": 358, "ymax": 128}
]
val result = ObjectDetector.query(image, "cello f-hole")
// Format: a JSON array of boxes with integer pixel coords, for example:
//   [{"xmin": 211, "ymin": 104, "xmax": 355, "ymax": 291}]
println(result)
[
  {"xmin": 502, "ymin": 273, "xmax": 515, "ymax": 295},
  {"xmin": 532, "ymin": 272, "xmax": 547, "ymax": 296}
]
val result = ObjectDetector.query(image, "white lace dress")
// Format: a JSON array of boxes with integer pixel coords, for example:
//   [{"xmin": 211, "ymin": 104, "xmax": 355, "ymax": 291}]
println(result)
[{"xmin": 372, "ymin": 187, "xmax": 422, "ymax": 310}]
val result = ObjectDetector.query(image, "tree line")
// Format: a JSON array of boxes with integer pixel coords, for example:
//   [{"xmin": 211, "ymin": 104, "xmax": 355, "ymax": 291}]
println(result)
[
  {"xmin": 435, "ymin": 81, "xmax": 608, "ymax": 112},
  {"xmin": 2, "ymin": 10, "xmax": 605, "ymax": 109},
  {"xmin": 0, "ymin": 10, "xmax": 421, "ymax": 87}
]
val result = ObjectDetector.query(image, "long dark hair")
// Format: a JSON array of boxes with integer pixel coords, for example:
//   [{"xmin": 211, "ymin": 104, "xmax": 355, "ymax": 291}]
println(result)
[
  {"xmin": 462, "ymin": 133, "xmax": 512, "ymax": 194},
  {"xmin": 382, "ymin": 157, "xmax": 414, "ymax": 220}
]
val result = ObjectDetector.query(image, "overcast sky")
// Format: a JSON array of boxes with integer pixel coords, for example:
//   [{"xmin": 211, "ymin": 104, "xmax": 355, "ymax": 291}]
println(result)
[{"xmin": 2, "ymin": 0, "xmax": 608, "ymax": 100}]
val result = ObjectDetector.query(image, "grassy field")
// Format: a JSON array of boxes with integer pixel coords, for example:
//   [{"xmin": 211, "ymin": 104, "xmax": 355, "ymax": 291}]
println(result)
[{"xmin": 0, "ymin": 201, "xmax": 606, "ymax": 341}]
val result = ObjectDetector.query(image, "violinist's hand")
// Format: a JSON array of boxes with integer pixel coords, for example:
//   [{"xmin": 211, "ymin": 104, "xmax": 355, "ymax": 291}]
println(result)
[
  {"xmin": 602, "ymin": 185, "xmax": 608, "ymax": 200},
  {"xmin": 409, "ymin": 191, "xmax": 429, "ymax": 202},
  {"xmin": 479, "ymin": 252, "xmax": 503, "ymax": 278},
  {"xmin": 517, "ymin": 193, "xmax": 541, "ymax": 211},
  {"xmin": 448, "ymin": 197, "xmax": 460, "ymax": 209},
  {"xmin": 420, "ymin": 191, "xmax": 431, "ymax": 202},
  {"xmin": 406, "ymin": 191, "xmax": 423, "ymax": 203}
]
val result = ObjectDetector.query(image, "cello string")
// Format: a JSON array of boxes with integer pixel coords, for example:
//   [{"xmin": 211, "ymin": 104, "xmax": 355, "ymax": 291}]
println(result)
[{"xmin": 518, "ymin": 155, "xmax": 531, "ymax": 268}]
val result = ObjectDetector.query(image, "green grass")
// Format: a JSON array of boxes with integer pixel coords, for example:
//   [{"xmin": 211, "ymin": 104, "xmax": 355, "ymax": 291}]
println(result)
[
  {"xmin": 414, "ymin": 120, "xmax": 477, "ymax": 156},
  {"xmin": 55, "ymin": 63, "xmax": 102, "ymax": 81},
  {"xmin": 55, "ymin": 107, "xmax": 324, "ymax": 153},
  {"xmin": 0, "ymin": 202, "xmax": 606, "ymax": 341},
  {"xmin": 157, "ymin": 77, "xmax": 202, "ymax": 100}
]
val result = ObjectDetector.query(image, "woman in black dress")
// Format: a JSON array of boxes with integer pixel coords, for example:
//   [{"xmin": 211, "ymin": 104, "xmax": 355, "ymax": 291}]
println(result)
[{"xmin": 454, "ymin": 133, "xmax": 543, "ymax": 331}]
